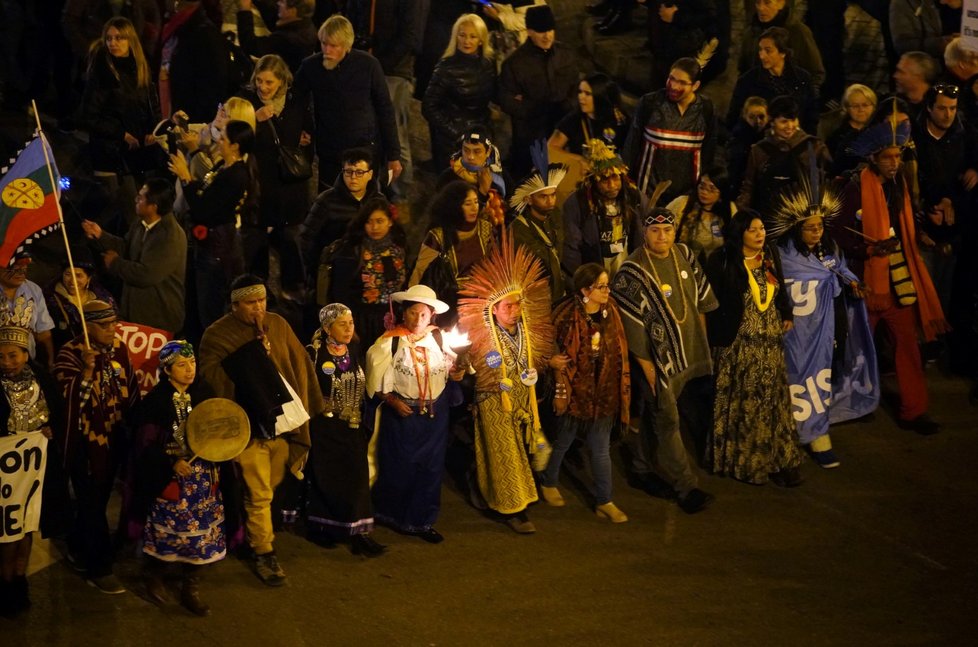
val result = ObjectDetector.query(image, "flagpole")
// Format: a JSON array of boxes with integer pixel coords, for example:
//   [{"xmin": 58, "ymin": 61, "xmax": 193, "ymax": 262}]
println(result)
[{"xmin": 31, "ymin": 100, "xmax": 91, "ymax": 350}]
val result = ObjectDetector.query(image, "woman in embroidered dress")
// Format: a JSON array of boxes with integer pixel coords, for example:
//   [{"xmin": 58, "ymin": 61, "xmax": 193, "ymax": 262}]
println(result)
[
  {"xmin": 305, "ymin": 304, "xmax": 384, "ymax": 557},
  {"xmin": 365, "ymin": 285, "xmax": 464, "ymax": 544},
  {"xmin": 44, "ymin": 256, "xmax": 116, "ymax": 351},
  {"xmin": 0, "ymin": 326, "xmax": 63, "ymax": 617},
  {"xmin": 705, "ymin": 210, "xmax": 803, "ymax": 486},
  {"xmin": 134, "ymin": 340, "xmax": 225, "ymax": 616},
  {"xmin": 327, "ymin": 197, "xmax": 407, "ymax": 351},
  {"xmin": 409, "ymin": 181, "xmax": 497, "ymax": 324},
  {"xmin": 542, "ymin": 264, "xmax": 630, "ymax": 522}
]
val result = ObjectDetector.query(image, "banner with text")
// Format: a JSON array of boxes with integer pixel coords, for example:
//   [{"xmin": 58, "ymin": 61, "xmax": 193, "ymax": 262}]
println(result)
[
  {"xmin": 963, "ymin": 0, "xmax": 978, "ymax": 52},
  {"xmin": 0, "ymin": 432, "xmax": 48, "ymax": 543},
  {"xmin": 118, "ymin": 321, "xmax": 172, "ymax": 396}
]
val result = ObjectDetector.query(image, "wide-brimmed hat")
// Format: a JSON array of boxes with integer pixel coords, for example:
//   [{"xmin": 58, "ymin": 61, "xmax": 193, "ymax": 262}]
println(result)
[{"xmin": 391, "ymin": 284, "xmax": 449, "ymax": 314}]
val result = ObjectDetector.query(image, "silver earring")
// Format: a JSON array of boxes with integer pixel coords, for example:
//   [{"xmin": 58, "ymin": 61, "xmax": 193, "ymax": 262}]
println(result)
[{"xmin": 582, "ymin": 295, "xmax": 590, "ymax": 304}]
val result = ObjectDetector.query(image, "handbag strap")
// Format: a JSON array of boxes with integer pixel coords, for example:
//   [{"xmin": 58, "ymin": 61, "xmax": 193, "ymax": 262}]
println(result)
[{"xmin": 267, "ymin": 118, "xmax": 282, "ymax": 147}]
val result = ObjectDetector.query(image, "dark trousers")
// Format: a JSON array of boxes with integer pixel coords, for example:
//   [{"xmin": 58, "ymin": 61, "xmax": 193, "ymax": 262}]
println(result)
[{"xmin": 67, "ymin": 452, "xmax": 118, "ymax": 578}]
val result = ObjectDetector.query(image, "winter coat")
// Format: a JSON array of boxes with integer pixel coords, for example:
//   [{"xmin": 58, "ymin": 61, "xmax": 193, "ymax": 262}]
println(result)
[
  {"xmin": 727, "ymin": 60, "xmax": 820, "ymax": 134},
  {"xmin": 498, "ymin": 40, "xmax": 578, "ymax": 145},
  {"xmin": 737, "ymin": 6, "xmax": 825, "ymax": 89},
  {"xmin": 236, "ymin": 12, "xmax": 318, "ymax": 73},
  {"xmin": 423, "ymin": 52, "xmax": 497, "ymax": 165}
]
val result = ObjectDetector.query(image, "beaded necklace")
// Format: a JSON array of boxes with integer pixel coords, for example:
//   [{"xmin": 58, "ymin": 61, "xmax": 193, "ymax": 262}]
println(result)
[
  {"xmin": 644, "ymin": 246, "xmax": 689, "ymax": 324},
  {"xmin": 744, "ymin": 250, "xmax": 775, "ymax": 312}
]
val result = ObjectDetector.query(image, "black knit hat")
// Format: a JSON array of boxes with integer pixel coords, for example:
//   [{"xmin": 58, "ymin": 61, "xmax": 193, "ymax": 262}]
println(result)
[{"xmin": 525, "ymin": 5, "xmax": 556, "ymax": 32}]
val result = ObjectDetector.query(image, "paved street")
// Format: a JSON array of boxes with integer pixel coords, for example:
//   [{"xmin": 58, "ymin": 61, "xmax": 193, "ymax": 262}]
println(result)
[
  {"xmin": 2, "ymin": 3, "xmax": 975, "ymax": 645},
  {"xmin": 3, "ymin": 367, "xmax": 975, "ymax": 645}
]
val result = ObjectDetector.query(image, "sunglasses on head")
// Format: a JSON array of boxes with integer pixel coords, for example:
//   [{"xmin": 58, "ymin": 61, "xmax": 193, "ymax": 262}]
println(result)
[{"xmin": 933, "ymin": 83, "xmax": 960, "ymax": 99}]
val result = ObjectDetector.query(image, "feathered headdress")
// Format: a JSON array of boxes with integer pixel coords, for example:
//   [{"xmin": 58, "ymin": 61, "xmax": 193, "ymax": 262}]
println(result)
[
  {"xmin": 769, "ymin": 142, "xmax": 840, "ymax": 238},
  {"xmin": 457, "ymin": 232, "xmax": 554, "ymax": 430},
  {"xmin": 509, "ymin": 140, "xmax": 568, "ymax": 212},
  {"xmin": 585, "ymin": 139, "xmax": 628, "ymax": 179}
]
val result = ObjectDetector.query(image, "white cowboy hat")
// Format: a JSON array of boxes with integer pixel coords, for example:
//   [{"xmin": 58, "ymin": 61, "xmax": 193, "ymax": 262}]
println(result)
[{"xmin": 391, "ymin": 284, "xmax": 450, "ymax": 314}]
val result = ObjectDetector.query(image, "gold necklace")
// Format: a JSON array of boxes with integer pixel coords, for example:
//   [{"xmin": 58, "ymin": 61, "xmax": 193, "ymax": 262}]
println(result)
[{"xmin": 645, "ymin": 247, "xmax": 689, "ymax": 324}]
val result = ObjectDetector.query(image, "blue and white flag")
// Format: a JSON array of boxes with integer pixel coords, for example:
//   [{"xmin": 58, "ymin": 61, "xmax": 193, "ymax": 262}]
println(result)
[{"xmin": 781, "ymin": 245, "xmax": 879, "ymax": 444}]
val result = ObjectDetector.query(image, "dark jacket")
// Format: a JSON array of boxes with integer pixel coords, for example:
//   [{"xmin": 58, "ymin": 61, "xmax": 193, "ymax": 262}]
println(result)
[
  {"xmin": 99, "ymin": 213, "xmax": 188, "ymax": 334},
  {"xmin": 81, "ymin": 50, "xmax": 161, "ymax": 174},
  {"xmin": 704, "ymin": 243, "xmax": 792, "ymax": 348},
  {"xmin": 737, "ymin": 129, "xmax": 829, "ymax": 215},
  {"xmin": 165, "ymin": 4, "xmax": 231, "ymax": 122},
  {"xmin": 727, "ymin": 60, "xmax": 819, "ymax": 134},
  {"xmin": 737, "ymin": 6, "xmax": 825, "ymax": 88},
  {"xmin": 562, "ymin": 182, "xmax": 645, "ymax": 277},
  {"xmin": 346, "ymin": 0, "xmax": 422, "ymax": 78},
  {"xmin": 238, "ymin": 88, "xmax": 313, "ymax": 228},
  {"xmin": 498, "ymin": 40, "xmax": 578, "ymax": 145},
  {"xmin": 293, "ymin": 49, "xmax": 401, "ymax": 166},
  {"xmin": 423, "ymin": 52, "xmax": 497, "ymax": 164},
  {"xmin": 236, "ymin": 11, "xmax": 318, "ymax": 73},
  {"xmin": 911, "ymin": 110, "xmax": 978, "ymax": 244},
  {"xmin": 298, "ymin": 174, "xmax": 383, "ymax": 276},
  {"xmin": 649, "ymin": 0, "xmax": 717, "ymax": 64}
]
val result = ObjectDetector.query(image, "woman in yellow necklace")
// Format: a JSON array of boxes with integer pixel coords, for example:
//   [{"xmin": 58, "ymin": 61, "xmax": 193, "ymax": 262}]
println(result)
[{"xmin": 705, "ymin": 210, "xmax": 803, "ymax": 487}]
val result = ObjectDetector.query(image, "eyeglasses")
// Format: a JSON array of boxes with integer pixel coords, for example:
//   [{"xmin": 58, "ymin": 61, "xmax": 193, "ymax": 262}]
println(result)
[
  {"xmin": 934, "ymin": 84, "xmax": 960, "ymax": 99},
  {"xmin": 342, "ymin": 168, "xmax": 370, "ymax": 178},
  {"xmin": 590, "ymin": 284, "xmax": 611, "ymax": 291},
  {"xmin": 667, "ymin": 75, "xmax": 694, "ymax": 87}
]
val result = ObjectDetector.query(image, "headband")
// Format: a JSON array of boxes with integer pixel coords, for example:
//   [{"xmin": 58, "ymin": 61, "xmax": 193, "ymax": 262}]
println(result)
[{"xmin": 230, "ymin": 284, "xmax": 266, "ymax": 303}]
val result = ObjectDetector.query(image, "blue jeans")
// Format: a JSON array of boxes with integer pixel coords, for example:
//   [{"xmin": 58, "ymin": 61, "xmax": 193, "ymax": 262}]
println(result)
[{"xmin": 542, "ymin": 415, "xmax": 614, "ymax": 505}]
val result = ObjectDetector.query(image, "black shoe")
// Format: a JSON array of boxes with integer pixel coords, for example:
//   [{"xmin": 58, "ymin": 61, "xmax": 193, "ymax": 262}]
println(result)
[
  {"xmin": 769, "ymin": 467, "xmax": 803, "ymax": 488},
  {"xmin": 587, "ymin": 0, "xmax": 613, "ymax": 16},
  {"xmin": 628, "ymin": 473, "xmax": 678, "ymax": 501},
  {"xmin": 898, "ymin": 413, "xmax": 941, "ymax": 435},
  {"xmin": 351, "ymin": 534, "xmax": 387, "ymax": 557},
  {"xmin": 677, "ymin": 488, "xmax": 715, "ymax": 514},
  {"xmin": 416, "ymin": 528, "xmax": 444, "ymax": 544}
]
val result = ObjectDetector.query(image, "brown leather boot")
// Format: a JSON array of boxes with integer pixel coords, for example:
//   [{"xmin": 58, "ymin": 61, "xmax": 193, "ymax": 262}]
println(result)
[{"xmin": 181, "ymin": 574, "xmax": 211, "ymax": 617}]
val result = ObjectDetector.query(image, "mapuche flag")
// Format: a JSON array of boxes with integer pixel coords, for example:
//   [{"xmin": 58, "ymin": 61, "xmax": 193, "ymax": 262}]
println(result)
[{"xmin": 0, "ymin": 136, "xmax": 61, "ymax": 267}]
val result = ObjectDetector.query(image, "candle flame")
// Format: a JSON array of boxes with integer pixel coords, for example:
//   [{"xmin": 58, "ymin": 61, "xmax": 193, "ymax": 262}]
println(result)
[{"xmin": 443, "ymin": 326, "xmax": 471, "ymax": 350}]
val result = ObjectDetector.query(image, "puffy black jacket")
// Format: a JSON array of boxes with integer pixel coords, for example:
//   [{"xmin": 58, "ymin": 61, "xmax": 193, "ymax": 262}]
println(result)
[
  {"xmin": 498, "ymin": 41, "xmax": 578, "ymax": 144},
  {"xmin": 298, "ymin": 173, "xmax": 382, "ymax": 276},
  {"xmin": 422, "ymin": 52, "xmax": 497, "ymax": 164}
]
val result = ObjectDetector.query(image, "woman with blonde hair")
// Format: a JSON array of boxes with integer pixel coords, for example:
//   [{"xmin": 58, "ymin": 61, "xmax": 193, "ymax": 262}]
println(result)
[
  {"xmin": 239, "ymin": 54, "xmax": 312, "ymax": 296},
  {"xmin": 827, "ymin": 83, "xmax": 877, "ymax": 175},
  {"xmin": 81, "ymin": 16, "xmax": 161, "ymax": 229},
  {"xmin": 422, "ymin": 14, "xmax": 498, "ymax": 169}
]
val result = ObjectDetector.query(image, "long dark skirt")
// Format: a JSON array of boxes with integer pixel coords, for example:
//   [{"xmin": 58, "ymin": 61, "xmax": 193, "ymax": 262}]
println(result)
[
  {"xmin": 305, "ymin": 414, "xmax": 373, "ymax": 541},
  {"xmin": 372, "ymin": 395, "xmax": 451, "ymax": 533}
]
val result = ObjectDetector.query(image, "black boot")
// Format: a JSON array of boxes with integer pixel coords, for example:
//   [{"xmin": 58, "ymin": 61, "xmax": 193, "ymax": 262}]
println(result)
[
  {"xmin": 0, "ymin": 579, "xmax": 13, "ymax": 618},
  {"xmin": 181, "ymin": 573, "xmax": 210, "ymax": 617},
  {"xmin": 13, "ymin": 575, "xmax": 30, "ymax": 612}
]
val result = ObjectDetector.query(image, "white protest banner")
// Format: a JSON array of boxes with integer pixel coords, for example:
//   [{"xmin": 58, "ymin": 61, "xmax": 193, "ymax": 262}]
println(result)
[
  {"xmin": 0, "ymin": 432, "xmax": 48, "ymax": 543},
  {"xmin": 116, "ymin": 321, "xmax": 172, "ymax": 396},
  {"xmin": 963, "ymin": 0, "xmax": 978, "ymax": 52}
]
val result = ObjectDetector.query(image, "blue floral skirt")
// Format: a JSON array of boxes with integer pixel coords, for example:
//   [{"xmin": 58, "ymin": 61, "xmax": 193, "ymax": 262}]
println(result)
[{"xmin": 142, "ymin": 460, "xmax": 227, "ymax": 564}]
